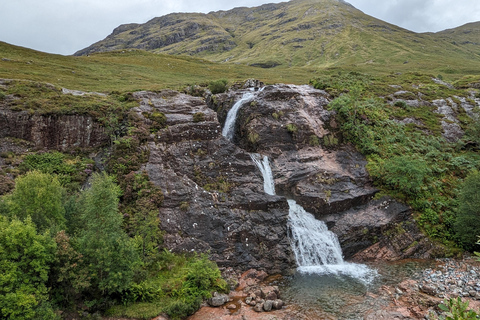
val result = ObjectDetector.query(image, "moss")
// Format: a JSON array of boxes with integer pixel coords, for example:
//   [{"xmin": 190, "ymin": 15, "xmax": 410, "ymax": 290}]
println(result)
[
  {"xmin": 286, "ymin": 123, "xmax": 298, "ymax": 134},
  {"xmin": 309, "ymin": 135, "xmax": 320, "ymax": 146},
  {"xmin": 193, "ymin": 112, "xmax": 205, "ymax": 123},
  {"xmin": 323, "ymin": 134, "xmax": 339, "ymax": 147},
  {"xmin": 179, "ymin": 201, "xmax": 190, "ymax": 211},
  {"xmin": 272, "ymin": 110, "xmax": 284, "ymax": 120}
]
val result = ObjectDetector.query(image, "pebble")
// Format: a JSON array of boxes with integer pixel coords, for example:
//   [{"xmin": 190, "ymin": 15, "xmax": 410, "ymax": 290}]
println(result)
[{"xmin": 418, "ymin": 259, "xmax": 480, "ymax": 300}]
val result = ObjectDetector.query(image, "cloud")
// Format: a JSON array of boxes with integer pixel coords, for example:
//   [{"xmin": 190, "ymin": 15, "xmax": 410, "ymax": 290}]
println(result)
[{"xmin": 348, "ymin": 0, "xmax": 480, "ymax": 32}]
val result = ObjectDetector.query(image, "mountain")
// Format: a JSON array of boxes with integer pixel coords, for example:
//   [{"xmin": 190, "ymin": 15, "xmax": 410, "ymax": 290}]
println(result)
[
  {"xmin": 435, "ymin": 21, "xmax": 480, "ymax": 46},
  {"xmin": 75, "ymin": 0, "xmax": 480, "ymax": 74}
]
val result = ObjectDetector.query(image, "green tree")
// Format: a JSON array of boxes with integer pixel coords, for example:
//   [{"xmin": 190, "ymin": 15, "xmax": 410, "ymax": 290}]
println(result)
[
  {"xmin": 49, "ymin": 230, "xmax": 90, "ymax": 308},
  {"xmin": 0, "ymin": 216, "xmax": 57, "ymax": 319},
  {"xmin": 77, "ymin": 173, "xmax": 140, "ymax": 300},
  {"xmin": 6, "ymin": 171, "xmax": 66, "ymax": 232},
  {"xmin": 455, "ymin": 170, "xmax": 480, "ymax": 249}
]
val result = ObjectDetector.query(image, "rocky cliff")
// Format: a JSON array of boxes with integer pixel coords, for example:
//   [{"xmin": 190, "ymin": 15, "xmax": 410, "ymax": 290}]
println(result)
[
  {"xmin": 0, "ymin": 110, "xmax": 108, "ymax": 151},
  {"xmin": 0, "ymin": 80, "xmax": 446, "ymax": 273}
]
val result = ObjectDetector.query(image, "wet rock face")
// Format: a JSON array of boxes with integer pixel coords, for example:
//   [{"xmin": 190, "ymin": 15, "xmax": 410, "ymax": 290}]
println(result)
[
  {"xmin": 210, "ymin": 84, "xmax": 377, "ymax": 217},
  {"xmin": 134, "ymin": 90, "xmax": 295, "ymax": 274},
  {"xmin": 323, "ymin": 197, "xmax": 444, "ymax": 260},
  {"xmin": 0, "ymin": 110, "xmax": 108, "ymax": 151}
]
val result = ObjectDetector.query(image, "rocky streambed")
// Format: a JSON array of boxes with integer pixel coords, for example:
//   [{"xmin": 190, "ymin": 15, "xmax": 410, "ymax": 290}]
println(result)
[{"xmin": 186, "ymin": 258, "xmax": 480, "ymax": 320}]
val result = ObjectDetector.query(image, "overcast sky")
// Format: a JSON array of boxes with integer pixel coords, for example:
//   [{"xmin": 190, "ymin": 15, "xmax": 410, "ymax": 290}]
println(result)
[{"xmin": 1, "ymin": 0, "xmax": 479, "ymax": 55}]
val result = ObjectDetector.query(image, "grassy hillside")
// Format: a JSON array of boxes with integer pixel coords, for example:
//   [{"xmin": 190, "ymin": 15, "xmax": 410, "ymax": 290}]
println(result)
[
  {"xmin": 0, "ymin": 42, "xmax": 310, "ymax": 92},
  {"xmin": 74, "ymin": 0, "xmax": 480, "ymax": 78}
]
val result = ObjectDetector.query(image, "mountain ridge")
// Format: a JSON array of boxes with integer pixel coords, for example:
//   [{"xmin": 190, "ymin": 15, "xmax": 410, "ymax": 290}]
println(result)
[{"xmin": 74, "ymin": 0, "xmax": 480, "ymax": 73}]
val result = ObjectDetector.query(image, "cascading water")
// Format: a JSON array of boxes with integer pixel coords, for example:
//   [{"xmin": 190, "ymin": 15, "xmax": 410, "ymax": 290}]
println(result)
[
  {"xmin": 250, "ymin": 153, "xmax": 376, "ymax": 283},
  {"xmin": 222, "ymin": 88, "xmax": 264, "ymax": 141},
  {"xmin": 222, "ymin": 91, "xmax": 375, "ymax": 283}
]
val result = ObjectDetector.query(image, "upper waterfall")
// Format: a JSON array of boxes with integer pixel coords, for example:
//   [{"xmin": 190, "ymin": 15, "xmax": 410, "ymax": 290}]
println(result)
[{"xmin": 222, "ymin": 88, "xmax": 264, "ymax": 141}]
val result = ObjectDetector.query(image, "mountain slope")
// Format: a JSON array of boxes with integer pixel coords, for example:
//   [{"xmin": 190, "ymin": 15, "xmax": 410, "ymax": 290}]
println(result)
[{"xmin": 75, "ymin": 0, "xmax": 480, "ymax": 74}]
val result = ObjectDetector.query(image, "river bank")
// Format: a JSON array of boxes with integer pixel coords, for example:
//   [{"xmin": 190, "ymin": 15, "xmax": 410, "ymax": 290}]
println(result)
[{"xmin": 186, "ymin": 257, "xmax": 480, "ymax": 320}]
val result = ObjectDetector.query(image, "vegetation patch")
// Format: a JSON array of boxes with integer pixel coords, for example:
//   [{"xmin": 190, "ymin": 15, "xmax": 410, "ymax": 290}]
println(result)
[{"xmin": 316, "ymin": 71, "xmax": 480, "ymax": 249}]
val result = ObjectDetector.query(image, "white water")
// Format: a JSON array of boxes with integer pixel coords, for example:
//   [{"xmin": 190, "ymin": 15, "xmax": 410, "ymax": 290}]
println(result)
[
  {"xmin": 250, "ymin": 153, "xmax": 275, "ymax": 196},
  {"xmin": 222, "ymin": 88, "xmax": 264, "ymax": 140},
  {"xmin": 250, "ymin": 153, "xmax": 376, "ymax": 283}
]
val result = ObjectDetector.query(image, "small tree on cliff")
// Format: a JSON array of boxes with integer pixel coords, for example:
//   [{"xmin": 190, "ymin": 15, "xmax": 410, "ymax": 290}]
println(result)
[
  {"xmin": 76, "ymin": 173, "xmax": 139, "ymax": 300},
  {"xmin": 5, "ymin": 171, "xmax": 66, "ymax": 232}
]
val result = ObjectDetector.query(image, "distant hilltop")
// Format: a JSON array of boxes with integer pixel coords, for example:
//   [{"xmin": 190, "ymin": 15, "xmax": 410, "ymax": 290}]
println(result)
[{"xmin": 75, "ymin": 0, "xmax": 480, "ymax": 69}]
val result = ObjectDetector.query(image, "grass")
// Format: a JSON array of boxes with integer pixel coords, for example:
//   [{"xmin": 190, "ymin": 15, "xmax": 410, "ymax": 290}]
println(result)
[{"xmin": 0, "ymin": 42, "xmax": 311, "ymax": 92}]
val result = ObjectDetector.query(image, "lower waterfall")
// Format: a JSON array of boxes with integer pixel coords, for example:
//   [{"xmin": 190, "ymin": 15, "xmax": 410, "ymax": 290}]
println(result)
[{"xmin": 250, "ymin": 153, "xmax": 376, "ymax": 282}]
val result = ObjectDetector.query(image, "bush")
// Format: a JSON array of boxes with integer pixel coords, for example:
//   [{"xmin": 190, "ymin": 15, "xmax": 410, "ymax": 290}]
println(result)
[
  {"xmin": 394, "ymin": 100, "xmax": 409, "ymax": 109},
  {"xmin": 19, "ymin": 151, "xmax": 92, "ymax": 190},
  {"xmin": 454, "ymin": 170, "xmax": 480, "ymax": 249},
  {"xmin": 433, "ymin": 297, "xmax": 479, "ymax": 320},
  {"xmin": 208, "ymin": 79, "xmax": 228, "ymax": 94},
  {"xmin": 0, "ymin": 216, "xmax": 57, "ymax": 319},
  {"xmin": 6, "ymin": 171, "xmax": 66, "ymax": 232},
  {"xmin": 309, "ymin": 135, "xmax": 320, "ymax": 146}
]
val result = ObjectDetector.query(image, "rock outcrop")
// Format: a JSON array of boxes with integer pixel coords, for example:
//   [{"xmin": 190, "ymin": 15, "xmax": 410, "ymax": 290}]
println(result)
[
  {"xmin": 209, "ymin": 84, "xmax": 377, "ymax": 217},
  {"xmin": 0, "ymin": 110, "xmax": 108, "ymax": 151},
  {"xmin": 133, "ymin": 90, "xmax": 295, "ymax": 274}
]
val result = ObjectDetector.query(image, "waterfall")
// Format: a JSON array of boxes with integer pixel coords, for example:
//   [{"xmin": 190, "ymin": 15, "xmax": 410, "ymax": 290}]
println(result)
[
  {"xmin": 250, "ymin": 153, "xmax": 376, "ymax": 282},
  {"xmin": 250, "ymin": 153, "xmax": 275, "ymax": 196},
  {"xmin": 223, "ymin": 91, "xmax": 375, "ymax": 282},
  {"xmin": 222, "ymin": 88, "xmax": 264, "ymax": 141}
]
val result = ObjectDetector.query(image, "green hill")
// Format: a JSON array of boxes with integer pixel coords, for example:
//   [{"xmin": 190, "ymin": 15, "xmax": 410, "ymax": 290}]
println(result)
[
  {"xmin": 74, "ymin": 0, "xmax": 480, "ymax": 76},
  {"xmin": 0, "ymin": 41, "xmax": 310, "ymax": 92}
]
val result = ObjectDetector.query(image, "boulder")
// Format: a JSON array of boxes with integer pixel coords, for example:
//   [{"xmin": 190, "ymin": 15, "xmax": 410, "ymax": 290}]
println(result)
[{"xmin": 207, "ymin": 292, "xmax": 229, "ymax": 307}]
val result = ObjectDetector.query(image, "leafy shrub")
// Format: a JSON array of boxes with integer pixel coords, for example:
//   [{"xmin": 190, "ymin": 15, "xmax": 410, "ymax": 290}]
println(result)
[
  {"xmin": 272, "ymin": 111, "xmax": 284, "ymax": 120},
  {"xmin": 323, "ymin": 134, "xmax": 338, "ymax": 147},
  {"xmin": 164, "ymin": 298, "xmax": 201, "ymax": 320},
  {"xmin": 394, "ymin": 100, "xmax": 409, "ymax": 109},
  {"xmin": 20, "ymin": 151, "xmax": 92, "ymax": 190},
  {"xmin": 309, "ymin": 135, "xmax": 320, "ymax": 146},
  {"xmin": 179, "ymin": 201, "xmax": 190, "ymax": 211},
  {"xmin": 6, "ymin": 171, "xmax": 66, "ymax": 232},
  {"xmin": 434, "ymin": 297, "xmax": 479, "ymax": 320},
  {"xmin": 0, "ymin": 216, "xmax": 57, "ymax": 320},
  {"xmin": 374, "ymin": 155, "xmax": 432, "ymax": 197},
  {"xmin": 208, "ymin": 79, "xmax": 228, "ymax": 94},
  {"xmin": 116, "ymin": 252, "xmax": 227, "ymax": 320}
]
